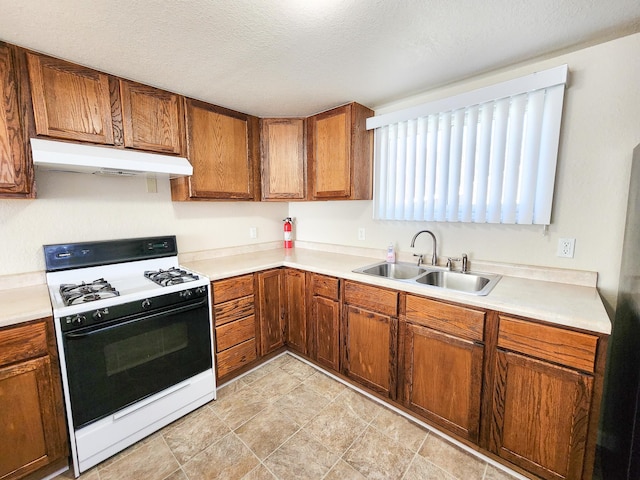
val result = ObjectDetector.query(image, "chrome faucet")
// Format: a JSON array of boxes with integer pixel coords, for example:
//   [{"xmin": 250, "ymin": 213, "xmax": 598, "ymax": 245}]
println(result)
[
  {"xmin": 446, "ymin": 253, "xmax": 469, "ymax": 272},
  {"xmin": 410, "ymin": 230, "xmax": 437, "ymax": 266}
]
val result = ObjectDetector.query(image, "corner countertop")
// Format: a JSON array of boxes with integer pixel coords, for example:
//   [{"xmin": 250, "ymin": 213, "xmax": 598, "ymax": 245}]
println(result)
[
  {"xmin": 182, "ymin": 247, "xmax": 611, "ymax": 335},
  {"xmin": 1, "ymin": 246, "xmax": 612, "ymax": 335}
]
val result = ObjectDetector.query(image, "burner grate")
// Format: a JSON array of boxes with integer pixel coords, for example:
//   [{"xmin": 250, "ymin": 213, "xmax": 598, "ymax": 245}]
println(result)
[
  {"xmin": 60, "ymin": 279, "xmax": 120, "ymax": 306},
  {"xmin": 144, "ymin": 267, "xmax": 199, "ymax": 287}
]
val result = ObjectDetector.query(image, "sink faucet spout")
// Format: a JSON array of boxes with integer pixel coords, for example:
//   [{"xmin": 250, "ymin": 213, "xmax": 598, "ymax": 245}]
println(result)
[{"xmin": 410, "ymin": 230, "xmax": 438, "ymax": 266}]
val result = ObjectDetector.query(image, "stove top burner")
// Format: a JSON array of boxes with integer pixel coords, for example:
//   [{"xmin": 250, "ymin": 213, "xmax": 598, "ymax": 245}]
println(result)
[
  {"xmin": 144, "ymin": 267, "xmax": 199, "ymax": 287},
  {"xmin": 60, "ymin": 279, "xmax": 120, "ymax": 306}
]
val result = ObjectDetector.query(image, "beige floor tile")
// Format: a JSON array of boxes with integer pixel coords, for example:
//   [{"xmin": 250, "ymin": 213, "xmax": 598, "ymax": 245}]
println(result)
[
  {"xmin": 344, "ymin": 426, "xmax": 414, "ymax": 480},
  {"xmin": 241, "ymin": 463, "xmax": 278, "ymax": 480},
  {"xmin": 419, "ymin": 433, "xmax": 487, "ymax": 479},
  {"xmin": 273, "ymin": 383, "xmax": 331, "ymax": 426},
  {"xmin": 98, "ymin": 436, "xmax": 179, "ymax": 480},
  {"xmin": 333, "ymin": 388, "xmax": 386, "ymax": 423},
  {"xmin": 303, "ymin": 370, "xmax": 346, "ymax": 400},
  {"xmin": 324, "ymin": 459, "xmax": 367, "ymax": 479},
  {"xmin": 54, "ymin": 467, "xmax": 100, "ymax": 480},
  {"xmin": 161, "ymin": 469, "xmax": 189, "ymax": 480},
  {"xmin": 304, "ymin": 401, "xmax": 368, "ymax": 454},
  {"xmin": 251, "ymin": 367, "xmax": 302, "ymax": 400},
  {"xmin": 182, "ymin": 433, "xmax": 259, "ymax": 480},
  {"xmin": 241, "ymin": 359, "xmax": 280, "ymax": 385},
  {"xmin": 215, "ymin": 377, "xmax": 248, "ymax": 399},
  {"xmin": 162, "ymin": 405, "xmax": 230, "ymax": 464},
  {"xmin": 370, "ymin": 407, "xmax": 428, "ymax": 452},
  {"xmin": 403, "ymin": 455, "xmax": 457, "ymax": 480},
  {"xmin": 484, "ymin": 464, "xmax": 519, "ymax": 479},
  {"xmin": 235, "ymin": 404, "xmax": 300, "ymax": 459},
  {"xmin": 279, "ymin": 357, "xmax": 317, "ymax": 381},
  {"xmin": 263, "ymin": 429, "xmax": 339, "ymax": 480},
  {"xmin": 210, "ymin": 383, "xmax": 270, "ymax": 429}
]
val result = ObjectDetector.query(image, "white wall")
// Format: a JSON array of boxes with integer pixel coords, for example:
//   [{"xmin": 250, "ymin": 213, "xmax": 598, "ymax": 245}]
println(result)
[{"xmin": 291, "ymin": 32, "xmax": 640, "ymax": 311}]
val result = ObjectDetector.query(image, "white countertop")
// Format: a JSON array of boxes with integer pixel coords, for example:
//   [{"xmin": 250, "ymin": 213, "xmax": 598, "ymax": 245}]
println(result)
[{"xmin": 0, "ymin": 246, "xmax": 612, "ymax": 335}]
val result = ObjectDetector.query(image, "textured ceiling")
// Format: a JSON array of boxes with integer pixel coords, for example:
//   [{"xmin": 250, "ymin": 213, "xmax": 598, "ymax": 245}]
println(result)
[{"xmin": 1, "ymin": 0, "xmax": 639, "ymax": 117}]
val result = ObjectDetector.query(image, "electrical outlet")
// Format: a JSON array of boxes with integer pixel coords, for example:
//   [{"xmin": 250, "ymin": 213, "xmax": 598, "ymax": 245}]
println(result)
[
  {"xmin": 249, "ymin": 227, "xmax": 257, "ymax": 239},
  {"xmin": 557, "ymin": 238, "xmax": 575, "ymax": 258},
  {"xmin": 357, "ymin": 228, "xmax": 366, "ymax": 241}
]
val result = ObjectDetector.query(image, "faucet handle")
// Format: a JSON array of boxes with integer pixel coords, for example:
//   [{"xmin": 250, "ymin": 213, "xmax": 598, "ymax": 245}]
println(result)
[
  {"xmin": 413, "ymin": 253, "xmax": 424, "ymax": 266},
  {"xmin": 461, "ymin": 253, "xmax": 468, "ymax": 273},
  {"xmin": 446, "ymin": 257, "xmax": 461, "ymax": 270}
]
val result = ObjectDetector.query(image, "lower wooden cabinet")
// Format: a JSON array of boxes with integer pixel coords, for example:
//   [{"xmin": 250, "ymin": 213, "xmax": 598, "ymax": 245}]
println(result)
[
  {"xmin": 257, "ymin": 269, "xmax": 285, "ymax": 356},
  {"xmin": 284, "ymin": 269, "xmax": 307, "ymax": 354},
  {"xmin": 212, "ymin": 274, "xmax": 258, "ymax": 380},
  {"xmin": 309, "ymin": 273, "xmax": 341, "ymax": 372},
  {"xmin": 0, "ymin": 318, "xmax": 68, "ymax": 480},
  {"xmin": 342, "ymin": 281, "xmax": 398, "ymax": 398}
]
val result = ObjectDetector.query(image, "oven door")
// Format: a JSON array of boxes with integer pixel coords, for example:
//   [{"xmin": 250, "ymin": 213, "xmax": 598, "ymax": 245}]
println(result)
[{"xmin": 62, "ymin": 295, "xmax": 212, "ymax": 429}]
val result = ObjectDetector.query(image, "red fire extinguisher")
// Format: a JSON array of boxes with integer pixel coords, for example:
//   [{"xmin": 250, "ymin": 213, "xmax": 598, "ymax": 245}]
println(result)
[{"xmin": 283, "ymin": 217, "xmax": 293, "ymax": 249}]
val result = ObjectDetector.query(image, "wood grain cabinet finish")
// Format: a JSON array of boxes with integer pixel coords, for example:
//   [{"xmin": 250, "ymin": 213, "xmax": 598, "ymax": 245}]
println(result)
[
  {"xmin": 489, "ymin": 315, "xmax": 601, "ymax": 480},
  {"xmin": 0, "ymin": 319, "xmax": 68, "ymax": 480},
  {"xmin": 27, "ymin": 52, "xmax": 115, "ymax": 145},
  {"xmin": 119, "ymin": 79, "xmax": 186, "ymax": 155},
  {"xmin": 257, "ymin": 269, "xmax": 286, "ymax": 355},
  {"xmin": 307, "ymin": 102, "xmax": 374, "ymax": 200},
  {"xmin": 284, "ymin": 268, "xmax": 307, "ymax": 354},
  {"xmin": 212, "ymin": 274, "xmax": 258, "ymax": 380},
  {"xmin": 309, "ymin": 273, "xmax": 340, "ymax": 372},
  {"xmin": 171, "ymin": 99, "xmax": 259, "ymax": 201},
  {"xmin": 260, "ymin": 118, "xmax": 305, "ymax": 200},
  {"xmin": 401, "ymin": 295, "xmax": 485, "ymax": 442},
  {"xmin": 0, "ymin": 43, "xmax": 33, "ymax": 198},
  {"xmin": 342, "ymin": 281, "xmax": 398, "ymax": 398}
]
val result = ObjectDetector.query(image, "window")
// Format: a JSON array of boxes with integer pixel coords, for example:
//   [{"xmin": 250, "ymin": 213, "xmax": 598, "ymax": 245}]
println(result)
[{"xmin": 366, "ymin": 65, "xmax": 568, "ymax": 224}]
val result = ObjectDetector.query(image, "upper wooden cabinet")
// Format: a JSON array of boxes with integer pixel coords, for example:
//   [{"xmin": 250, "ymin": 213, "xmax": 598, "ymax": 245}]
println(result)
[
  {"xmin": 119, "ymin": 79, "xmax": 186, "ymax": 155},
  {"xmin": 307, "ymin": 102, "xmax": 374, "ymax": 200},
  {"xmin": 0, "ymin": 43, "xmax": 33, "ymax": 198},
  {"xmin": 27, "ymin": 52, "xmax": 115, "ymax": 145},
  {"xmin": 171, "ymin": 99, "xmax": 260, "ymax": 201},
  {"xmin": 260, "ymin": 118, "xmax": 306, "ymax": 200}
]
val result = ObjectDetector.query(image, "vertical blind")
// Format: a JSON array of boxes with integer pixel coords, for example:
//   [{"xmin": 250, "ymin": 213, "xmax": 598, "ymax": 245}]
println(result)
[{"xmin": 367, "ymin": 65, "xmax": 568, "ymax": 224}]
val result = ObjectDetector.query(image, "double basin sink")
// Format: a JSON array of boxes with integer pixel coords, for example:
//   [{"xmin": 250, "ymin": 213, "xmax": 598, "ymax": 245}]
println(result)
[{"xmin": 353, "ymin": 261, "xmax": 501, "ymax": 296}]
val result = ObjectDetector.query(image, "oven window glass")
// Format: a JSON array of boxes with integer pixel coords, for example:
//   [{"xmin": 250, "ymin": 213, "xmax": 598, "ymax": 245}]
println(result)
[{"xmin": 63, "ymin": 298, "xmax": 212, "ymax": 429}]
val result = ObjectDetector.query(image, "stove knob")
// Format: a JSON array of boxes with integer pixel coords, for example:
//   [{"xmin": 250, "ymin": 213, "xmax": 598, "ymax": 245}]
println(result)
[
  {"xmin": 180, "ymin": 289, "xmax": 193, "ymax": 298},
  {"xmin": 72, "ymin": 314, "xmax": 86, "ymax": 326},
  {"xmin": 92, "ymin": 310, "xmax": 104, "ymax": 321},
  {"xmin": 141, "ymin": 298, "xmax": 152, "ymax": 309}
]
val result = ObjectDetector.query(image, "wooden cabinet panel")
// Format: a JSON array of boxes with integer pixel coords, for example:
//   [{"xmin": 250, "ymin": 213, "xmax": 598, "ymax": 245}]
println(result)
[
  {"xmin": 213, "ymin": 295, "xmax": 254, "ymax": 327},
  {"xmin": 490, "ymin": 349, "xmax": 593, "ymax": 480},
  {"xmin": 171, "ymin": 99, "xmax": 259, "ymax": 200},
  {"xmin": 285, "ymin": 269, "xmax": 307, "ymax": 354},
  {"xmin": 313, "ymin": 295, "xmax": 340, "ymax": 371},
  {"xmin": 213, "ymin": 274, "xmax": 254, "ymax": 304},
  {"xmin": 0, "ymin": 43, "xmax": 33, "ymax": 197},
  {"xmin": 312, "ymin": 273, "xmax": 339, "ymax": 300},
  {"xmin": 120, "ymin": 79, "xmax": 186, "ymax": 155},
  {"xmin": 261, "ymin": 118, "xmax": 305, "ymax": 200},
  {"xmin": 343, "ymin": 304, "xmax": 397, "ymax": 398},
  {"xmin": 402, "ymin": 322, "xmax": 483, "ymax": 441},
  {"xmin": 344, "ymin": 281, "xmax": 398, "ymax": 317},
  {"xmin": 216, "ymin": 339, "xmax": 257, "ymax": 379},
  {"xmin": 258, "ymin": 269, "xmax": 285, "ymax": 355},
  {"xmin": 498, "ymin": 316, "xmax": 598, "ymax": 372},
  {"xmin": 405, "ymin": 295, "xmax": 485, "ymax": 342},
  {"xmin": 216, "ymin": 315, "xmax": 256, "ymax": 352},
  {"xmin": 307, "ymin": 102, "xmax": 373, "ymax": 200},
  {"xmin": 27, "ymin": 52, "xmax": 114, "ymax": 144},
  {"xmin": 0, "ymin": 320, "xmax": 47, "ymax": 366}
]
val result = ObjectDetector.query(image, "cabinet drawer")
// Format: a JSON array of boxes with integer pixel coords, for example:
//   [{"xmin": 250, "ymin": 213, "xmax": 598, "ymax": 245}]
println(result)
[
  {"xmin": 214, "ymin": 295, "xmax": 254, "ymax": 326},
  {"xmin": 216, "ymin": 316, "xmax": 256, "ymax": 352},
  {"xmin": 344, "ymin": 281, "xmax": 398, "ymax": 317},
  {"xmin": 213, "ymin": 274, "xmax": 254, "ymax": 304},
  {"xmin": 0, "ymin": 321, "xmax": 48, "ymax": 367},
  {"xmin": 312, "ymin": 274, "xmax": 339, "ymax": 300},
  {"xmin": 405, "ymin": 295, "xmax": 485, "ymax": 342},
  {"xmin": 498, "ymin": 316, "xmax": 598, "ymax": 373},
  {"xmin": 216, "ymin": 339, "xmax": 257, "ymax": 378}
]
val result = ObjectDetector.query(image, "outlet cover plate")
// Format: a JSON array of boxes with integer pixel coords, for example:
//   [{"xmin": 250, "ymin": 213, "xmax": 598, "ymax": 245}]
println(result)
[{"xmin": 557, "ymin": 238, "xmax": 576, "ymax": 258}]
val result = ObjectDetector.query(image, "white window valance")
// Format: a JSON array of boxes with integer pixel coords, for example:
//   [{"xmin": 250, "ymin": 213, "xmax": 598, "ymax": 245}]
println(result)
[{"xmin": 367, "ymin": 65, "xmax": 568, "ymax": 224}]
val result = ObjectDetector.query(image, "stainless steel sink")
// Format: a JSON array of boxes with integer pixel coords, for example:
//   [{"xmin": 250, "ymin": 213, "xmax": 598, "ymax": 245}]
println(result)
[
  {"xmin": 355, "ymin": 262, "xmax": 428, "ymax": 279},
  {"xmin": 353, "ymin": 261, "xmax": 501, "ymax": 296}
]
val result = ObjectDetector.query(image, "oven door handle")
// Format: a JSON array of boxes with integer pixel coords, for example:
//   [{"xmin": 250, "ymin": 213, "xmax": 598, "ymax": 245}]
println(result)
[{"xmin": 63, "ymin": 297, "xmax": 208, "ymax": 339}]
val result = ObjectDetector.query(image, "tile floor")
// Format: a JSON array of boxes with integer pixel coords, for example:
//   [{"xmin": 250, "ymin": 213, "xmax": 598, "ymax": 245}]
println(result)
[{"xmin": 55, "ymin": 353, "xmax": 523, "ymax": 480}]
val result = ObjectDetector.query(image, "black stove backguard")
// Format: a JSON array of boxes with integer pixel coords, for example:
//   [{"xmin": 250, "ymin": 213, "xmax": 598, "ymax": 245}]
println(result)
[{"xmin": 44, "ymin": 236, "xmax": 178, "ymax": 272}]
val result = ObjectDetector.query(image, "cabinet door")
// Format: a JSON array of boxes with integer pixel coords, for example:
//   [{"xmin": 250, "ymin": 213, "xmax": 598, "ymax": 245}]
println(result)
[
  {"xmin": 0, "ymin": 357, "xmax": 67, "ymax": 480},
  {"xmin": 172, "ymin": 99, "xmax": 258, "ymax": 200},
  {"xmin": 307, "ymin": 102, "xmax": 373, "ymax": 200},
  {"xmin": 27, "ymin": 52, "xmax": 114, "ymax": 144},
  {"xmin": 261, "ymin": 118, "xmax": 305, "ymax": 200},
  {"xmin": 258, "ymin": 269, "xmax": 285, "ymax": 355},
  {"xmin": 402, "ymin": 322, "xmax": 483, "ymax": 441},
  {"xmin": 120, "ymin": 80, "xmax": 186, "ymax": 155},
  {"xmin": 0, "ymin": 43, "xmax": 33, "ymax": 197},
  {"xmin": 312, "ymin": 295, "xmax": 340, "ymax": 371},
  {"xmin": 343, "ymin": 304, "xmax": 397, "ymax": 398},
  {"xmin": 285, "ymin": 269, "xmax": 307, "ymax": 354},
  {"xmin": 490, "ymin": 349, "xmax": 593, "ymax": 480}
]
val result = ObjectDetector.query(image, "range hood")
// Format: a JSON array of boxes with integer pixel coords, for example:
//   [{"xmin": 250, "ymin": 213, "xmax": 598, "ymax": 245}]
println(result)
[{"xmin": 30, "ymin": 138, "xmax": 193, "ymax": 178}]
